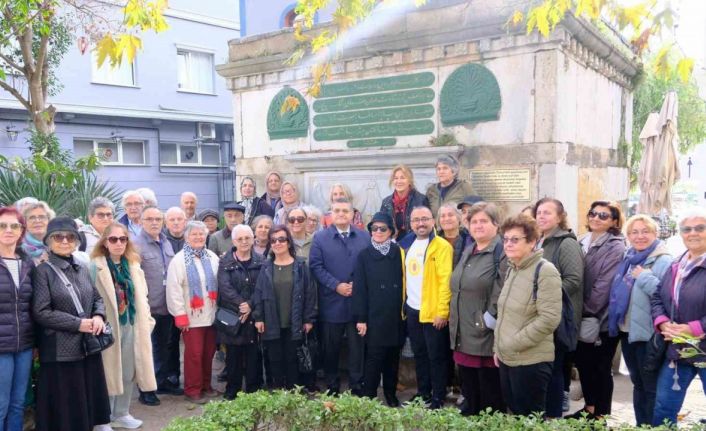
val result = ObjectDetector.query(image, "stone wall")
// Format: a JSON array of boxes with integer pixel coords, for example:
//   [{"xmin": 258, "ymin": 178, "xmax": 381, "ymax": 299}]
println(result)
[{"xmin": 217, "ymin": 0, "xmax": 638, "ymax": 230}]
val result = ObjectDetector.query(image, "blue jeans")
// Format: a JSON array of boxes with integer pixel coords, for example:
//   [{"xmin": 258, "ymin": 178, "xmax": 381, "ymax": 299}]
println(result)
[
  {"xmin": 620, "ymin": 333, "xmax": 657, "ymax": 426},
  {"xmin": 0, "ymin": 349, "xmax": 33, "ymax": 431},
  {"xmin": 652, "ymin": 358, "xmax": 706, "ymax": 426}
]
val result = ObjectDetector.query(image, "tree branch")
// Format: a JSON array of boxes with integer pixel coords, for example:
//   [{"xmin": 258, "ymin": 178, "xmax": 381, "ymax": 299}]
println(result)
[
  {"xmin": 34, "ymin": 3, "xmax": 52, "ymax": 84},
  {"xmin": 0, "ymin": 52, "xmax": 24, "ymax": 74},
  {"xmin": 0, "ymin": 78, "xmax": 32, "ymax": 111}
]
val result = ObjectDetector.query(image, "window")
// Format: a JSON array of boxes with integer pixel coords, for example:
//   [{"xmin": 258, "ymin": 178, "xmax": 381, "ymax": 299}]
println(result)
[
  {"xmin": 282, "ymin": 9, "xmax": 297, "ymax": 28},
  {"xmin": 91, "ymin": 52, "xmax": 136, "ymax": 86},
  {"xmin": 159, "ymin": 142, "xmax": 221, "ymax": 167},
  {"xmin": 73, "ymin": 139, "xmax": 146, "ymax": 165},
  {"xmin": 177, "ymin": 49, "xmax": 214, "ymax": 93}
]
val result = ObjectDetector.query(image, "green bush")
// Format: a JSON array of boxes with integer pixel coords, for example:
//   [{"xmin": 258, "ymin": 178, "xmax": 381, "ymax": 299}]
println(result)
[{"xmin": 164, "ymin": 390, "xmax": 700, "ymax": 431}]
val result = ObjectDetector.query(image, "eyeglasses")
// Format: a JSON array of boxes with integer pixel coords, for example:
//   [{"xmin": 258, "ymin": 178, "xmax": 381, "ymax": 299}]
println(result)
[
  {"xmin": 370, "ymin": 226, "xmax": 389, "ymax": 233},
  {"xmin": 27, "ymin": 215, "xmax": 48, "ymax": 222},
  {"xmin": 502, "ymin": 236, "xmax": 526, "ymax": 244},
  {"xmin": 411, "ymin": 217, "xmax": 432, "ymax": 224},
  {"xmin": 107, "ymin": 236, "xmax": 128, "ymax": 244},
  {"xmin": 680, "ymin": 224, "xmax": 706, "ymax": 234},
  {"xmin": 287, "ymin": 216, "xmax": 306, "ymax": 224},
  {"xmin": 143, "ymin": 217, "xmax": 163, "ymax": 223},
  {"xmin": 51, "ymin": 233, "xmax": 76, "ymax": 243},
  {"xmin": 125, "ymin": 202, "xmax": 144, "ymax": 208},
  {"xmin": 94, "ymin": 212, "xmax": 113, "ymax": 219},
  {"xmin": 270, "ymin": 237, "xmax": 288, "ymax": 244},
  {"xmin": 0, "ymin": 222, "xmax": 22, "ymax": 231},
  {"xmin": 588, "ymin": 210, "xmax": 612, "ymax": 221}
]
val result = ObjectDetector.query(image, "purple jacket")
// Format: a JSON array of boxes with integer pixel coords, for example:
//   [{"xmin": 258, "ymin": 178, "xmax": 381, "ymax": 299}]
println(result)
[
  {"xmin": 582, "ymin": 233, "xmax": 625, "ymax": 327},
  {"xmin": 651, "ymin": 255, "xmax": 706, "ymax": 363}
]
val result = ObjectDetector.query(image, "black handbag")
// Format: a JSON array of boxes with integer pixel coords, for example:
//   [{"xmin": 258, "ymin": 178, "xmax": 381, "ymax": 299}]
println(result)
[
  {"xmin": 215, "ymin": 306, "xmax": 243, "ymax": 337},
  {"xmin": 643, "ymin": 331, "xmax": 667, "ymax": 372},
  {"xmin": 296, "ymin": 332, "xmax": 318, "ymax": 374},
  {"xmin": 46, "ymin": 262, "xmax": 115, "ymax": 355}
]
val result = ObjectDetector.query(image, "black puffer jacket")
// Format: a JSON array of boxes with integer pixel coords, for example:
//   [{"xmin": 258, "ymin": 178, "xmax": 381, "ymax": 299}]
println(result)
[
  {"xmin": 0, "ymin": 250, "xmax": 34, "ymax": 353},
  {"xmin": 252, "ymin": 257, "xmax": 316, "ymax": 342},
  {"xmin": 32, "ymin": 253, "xmax": 106, "ymax": 363},
  {"xmin": 216, "ymin": 249, "xmax": 264, "ymax": 345},
  {"xmin": 380, "ymin": 188, "xmax": 429, "ymax": 240}
]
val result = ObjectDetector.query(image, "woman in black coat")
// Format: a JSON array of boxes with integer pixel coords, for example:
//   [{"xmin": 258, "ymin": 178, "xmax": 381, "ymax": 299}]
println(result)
[
  {"xmin": 353, "ymin": 212, "xmax": 405, "ymax": 407},
  {"xmin": 239, "ymin": 176, "xmax": 275, "ymax": 226},
  {"xmin": 216, "ymin": 224, "xmax": 264, "ymax": 399},
  {"xmin": 379, "ymin": 165, "xmax": 429, "ymax": 240}
]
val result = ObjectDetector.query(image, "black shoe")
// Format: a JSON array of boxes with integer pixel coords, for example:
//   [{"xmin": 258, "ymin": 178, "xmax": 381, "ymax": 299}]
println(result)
[
  {"xmin": 406, "ymin": 393, "xmax": 431, "ymax": 407},
  {"xmin": 326, "ymin": 387, "xmax": 340, "ymax": 397},
  {"xmin": 564, "ymin": 408, "xmax": 596, "ymax": 420},
  {"xmin": 156, "ymin": 381, "xmax": 184, "ymax": 396},
  {"xmin": 350, "ymin": 386, "xmax": 364, "ymax": 397},
  {"xmin": 138, "ymin": 391, "xmax": 161, "ymax": 406},
  {"xmin": 384, "ymin": 393, "xmax": 400, "ymax": 408}
]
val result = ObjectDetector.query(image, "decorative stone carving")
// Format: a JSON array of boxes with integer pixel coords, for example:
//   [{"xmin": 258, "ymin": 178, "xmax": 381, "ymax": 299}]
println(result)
[
  {"xmin": 266, "ymin": 87, "xmax": 309, "ymax": 140},
  {"xmin": 440, "ymin": 63, "xmax": 501, "ymax": 126}
]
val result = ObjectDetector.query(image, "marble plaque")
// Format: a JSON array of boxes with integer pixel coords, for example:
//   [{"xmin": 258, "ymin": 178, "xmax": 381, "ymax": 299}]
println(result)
[{"xmin": 469, "ymin": 168, "xmax": 531, "ymax": 202}]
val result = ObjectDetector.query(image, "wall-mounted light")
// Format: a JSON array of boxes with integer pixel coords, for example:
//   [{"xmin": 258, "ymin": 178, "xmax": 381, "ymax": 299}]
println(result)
[
  {"xmin": 5, "ymin": 123, "xmax": 19, "ymax": 142},
  {"xmin": 110, "ymin": 130, "xmax": 125, "ymax": 145}
]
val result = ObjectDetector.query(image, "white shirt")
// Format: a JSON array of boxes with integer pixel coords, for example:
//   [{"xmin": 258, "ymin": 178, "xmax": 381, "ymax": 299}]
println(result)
[{"xmin": 405, "ymin": 237, "xmax": 429, "ymax": 310}]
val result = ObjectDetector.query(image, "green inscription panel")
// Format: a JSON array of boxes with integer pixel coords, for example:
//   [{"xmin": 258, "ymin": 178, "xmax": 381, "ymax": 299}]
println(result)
[
  {"xmin": 347, "ymin": 138, "xmax": 397, "ymax": 148},
  {"xmin": 313, "ymin": 88, "xmax": 434, "ymax": 113},
  {"xmin": 267, "ymin": 87, "xmax": 309, "ymax": 140},
  {"xmin": 440, "ymin": 63, "xmax": 501, "ymax": 126},
  {"xmin": 319, "ymin": 72, "xmax": 435, "ymax": 98},
  {"xmin": 314, "ymin": 105, "xmax": 435, "ymax": 128},
  {"xmin": 314, "ymin": 120, "xmax": 434, "ymax": 141}
]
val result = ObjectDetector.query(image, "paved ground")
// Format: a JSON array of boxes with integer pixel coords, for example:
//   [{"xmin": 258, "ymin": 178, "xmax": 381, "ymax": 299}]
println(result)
[{"xmin": 129, "ymin": 356, "xmax": 705, "ymax": 430}]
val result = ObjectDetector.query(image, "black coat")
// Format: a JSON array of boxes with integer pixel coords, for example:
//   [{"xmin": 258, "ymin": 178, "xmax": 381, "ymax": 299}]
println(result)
[
  {"xmin": 216, "ymin": 249, "xmax": 264, "ymax": 345},
  {"xmin": 32, "ymin": 253, "xmax": 106, "ymax": 363},
  {"xmin": 379, "ymin": 188, "xmax": 429, "ymax": 240},
  {"xmin": 239, "ymin": 196, "xmax": 275, "ymax": 226},
  {"xmin": 352, "ymin": 243, "xmax": 405, "ymax": 347},
  {"xmin": 0, "ymin": 250, "xmax": 34, "ymax": 353},
  {"xmin": 252, "ymin": 257, "xmax": 316, "ymax": 342}
]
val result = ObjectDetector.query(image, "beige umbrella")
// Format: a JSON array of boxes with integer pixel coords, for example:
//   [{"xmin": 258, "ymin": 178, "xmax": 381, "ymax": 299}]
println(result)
[{"xmin": 638, "ymin": 91, "xmax": 681, "ymax": 215}]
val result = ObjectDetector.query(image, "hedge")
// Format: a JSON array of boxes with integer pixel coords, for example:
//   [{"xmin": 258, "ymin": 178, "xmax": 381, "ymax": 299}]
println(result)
[{"xmin": 164, "ymin": 390, "xmax": 701, "ymax": 431}]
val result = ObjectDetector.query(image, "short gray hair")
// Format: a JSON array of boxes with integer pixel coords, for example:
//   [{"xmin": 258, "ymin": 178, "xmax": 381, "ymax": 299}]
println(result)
[
  {"xmin": 121, "ymin": 190, "xmax": 145, "ymax": 206},
  {"xmin": 165, "ymin": 206, "xmax": 186, "ymax": 218},
  {"xmin": 231, "ymin": 224, "xmax": 254, "ymax": 239},
  {"xmin": 136, "ymin": 187, "xmax": 158, "ymax": 206},
  {"xmin": 250, "ymin": 215, "xmax": 273, "ymax": 231},
  {"xmin": 302, "ymin": 205, "xmax": 322, "ymax": 219},
  {"xmin": 184, "ymin": 220, "xmax": 208, "ymax": 237},
  {"xmin": 22, "ymin": 201, "xmax": 56, "ymax": 220},
  {"xmin": 679, "ymin": 208, "xmax": 706, "ymax": 226},
  {"xmin": 436, "ymin": 155, "xmax": 460, "ymax": 176},
  {"xmin": 467, "ymin": 202, "xmax": 501, "ymax": 226},
  {"xmin": 436, "ymin": 203, "xmax": 462, "ymax": 227},
  {"xmin": 88, "ymin": 197, "xmax": 115, "ymax": 217},
  {"xmin": 15, "ymin": 197, "xmax": 38, "ymax": 213},
  {"xmin": 181, "ymin": 191, "xmax": 197, "ymax": 202}
]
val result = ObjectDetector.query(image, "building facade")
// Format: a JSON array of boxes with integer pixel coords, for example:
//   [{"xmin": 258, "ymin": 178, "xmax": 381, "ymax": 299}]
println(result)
[
  {"xmin": 0, "ymin": 0, "xmax": 239, "ymax": 214},
  {"xmin": 238, "ymin": 0, "xmax": 334, "ymax": 37}
]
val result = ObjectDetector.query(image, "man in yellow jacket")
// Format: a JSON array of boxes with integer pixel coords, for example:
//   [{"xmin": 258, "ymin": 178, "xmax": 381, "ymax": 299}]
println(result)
[{"xmin": 398, "ymin": 206, "xmax": 453, "ymax": 409}]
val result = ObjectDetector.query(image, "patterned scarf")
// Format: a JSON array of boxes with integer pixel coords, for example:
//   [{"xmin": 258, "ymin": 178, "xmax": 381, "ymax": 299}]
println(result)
[
  {"xmin": 372, "ymin": 238, "xmax": 392, "ymax": 256},
  {"xmin": 21, "ymin": 233, "xmax": 46, "ymax": 260},
  {"xmin": 673, "ymin": 251, "xmax": 706, "ymax": 305},
  {"xmin": 241, "ymin": 197, "xmax": 254, "ymax": 223},
  {"xmin": 107, "ymin": 257, "xmax": 136, "ymax": 325},
  {"xmin": 392, "ymin": 189, "xmax": 409, "ymax": 215},
  {"xmin": 183, "ymin": 243, "xmax": 217, "ymax": 312}
]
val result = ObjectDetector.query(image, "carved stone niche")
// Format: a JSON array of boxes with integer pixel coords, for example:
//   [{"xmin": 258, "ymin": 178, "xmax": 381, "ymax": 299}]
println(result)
[
  {"xmin": 440, "ymin": 63, "xmax": 502, "ymax": 127},
  {"xmin": 266, "ymin": 86, "xmax": 309, "ymax": 140}
]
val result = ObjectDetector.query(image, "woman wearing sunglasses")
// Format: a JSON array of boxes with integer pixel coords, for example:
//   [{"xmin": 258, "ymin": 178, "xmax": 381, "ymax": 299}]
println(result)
[
  {"xmin": 568, "ymin": 200, "xmax": 625, "ymax": 420},
  {"xmin": 252, "ymin": 226, "xmax": 316, "ymax": 389},
  {"xmin": 352, "ymin": 212, "xmax": 405, "ymax": 407},
  {"xmin": 90, "ymin": 223, "xmax": 156, "ymax": 429},
  {"xmin": 285, "ymin": 207, "xmax": 313, "ymax": 261},
  {"xmin": 32, "ymin": 217, "xmax": 111, "ymax": 431},
  {"xmin": 651, "ymin": 208, "xmax": 706, "ymax": 426},
  {"xmin": 494, "ymin": 214, "xmax": 561, "ymax": 416},
  {"xmin": 0, "ymin": 207, "xmax": 34, "ymax": 431}
]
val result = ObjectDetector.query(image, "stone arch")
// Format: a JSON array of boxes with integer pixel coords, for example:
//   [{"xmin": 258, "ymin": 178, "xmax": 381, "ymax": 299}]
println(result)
[
  {"xmin": 440, "ymin": 63, "xmax": 501, "ymax": 126},
  {"xmin": 267, "ymin": 86, "xmax": 309, "ymax": 140}
]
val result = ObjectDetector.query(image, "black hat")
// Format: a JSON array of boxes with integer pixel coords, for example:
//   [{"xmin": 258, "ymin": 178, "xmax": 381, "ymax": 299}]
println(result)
[
  {"xmin": 44, "ymin": 216, "xmax": 80, "ymax": 245},
  {"xmin": 197, "ymin": 209, "xmax": 219, "ymax": 221},
  {"xmin": 367, "ymin": 212, "xmax": 395, "ymax": 234},
  {"xmin": 456, "ymin": 195, "xmax": 484, "ymax": 210},
  {"xmin": 222, "ymin": 202, "xmax": 246, "ymax": 213}
]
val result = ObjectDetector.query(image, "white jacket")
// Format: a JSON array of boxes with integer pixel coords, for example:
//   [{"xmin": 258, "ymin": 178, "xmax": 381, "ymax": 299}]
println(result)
[{"xmin": 166, "ymin": 249, "xmax": 219, "ymax": 328}]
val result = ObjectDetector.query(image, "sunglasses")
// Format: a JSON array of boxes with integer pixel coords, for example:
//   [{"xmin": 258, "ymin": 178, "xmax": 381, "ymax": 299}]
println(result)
[
  {"xmin": 287, "ymin": 216, "xmax": 306, "ymax": 224},
  {"xmin": 107, "ymin": 236, "xmax": 128, "ymax": 244},
  {"xmin": 588, "ymin": 210, "xmax": 612, "ymax": 221},
  {"xmin": 370, "ymin": 226, "xmax": 389, "ymax": 233},
  {"xmin": 270, "ymin": 236, "xmax": 288, "ymax": 244},
  {"xmin": 502, "ymin": 236, "xmax": 526, "ymax": 245},
  {"xmin": 0, "ymin": 222, "xmax": 22, "ymax": 231},
  {"xmin": 52, "ymin": 233, "xmax": 76, "ymax": 243},
  {"xmin": 680, "ymin": 224, "xmax": 706, "ymax": 234}
]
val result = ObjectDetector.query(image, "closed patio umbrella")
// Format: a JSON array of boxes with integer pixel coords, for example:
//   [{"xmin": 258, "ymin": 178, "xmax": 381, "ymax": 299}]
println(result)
[{"xmin": 638, "ymin": 91, "xmax": 681, "ymax": 215}]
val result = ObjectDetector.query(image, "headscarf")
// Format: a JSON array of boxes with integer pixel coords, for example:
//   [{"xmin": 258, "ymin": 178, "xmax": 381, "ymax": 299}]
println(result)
[
  {"xmin": 182, "ymin": 243, "xmax": 217, "ymax": 312},
  {"xmin": 240, "ymin": 176, "xmax": 256, "ymax": 223},
  {"xmin": 371, "ymin": 238, "xmax": 392, "ymax": 256},
  {"xmin": 608, "ymin": 239, "xmax": 660, "ymax": 336},
  {"xmin": 107, "ymin": 257, "xmax": 136, "ymax": 325},
  {"xmin": 21, "ymin": 233, "xmax": 46, "ymax": 260}
]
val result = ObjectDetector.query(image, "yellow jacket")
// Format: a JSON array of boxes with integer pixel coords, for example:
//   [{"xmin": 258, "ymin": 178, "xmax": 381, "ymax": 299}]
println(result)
[{"xmin": 401, "ymin": 233, "xmax": 453, "ymax": 323}]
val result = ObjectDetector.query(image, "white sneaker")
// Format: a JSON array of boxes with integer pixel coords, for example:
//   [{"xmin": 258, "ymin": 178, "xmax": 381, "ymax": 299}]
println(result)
[
  {"xmin": 110, "ymin": 415, "xmax": 143, "ymax": 429},
  {"xmin": 94, "ymin": 425, "xmax": 113, "ymax": 431}
]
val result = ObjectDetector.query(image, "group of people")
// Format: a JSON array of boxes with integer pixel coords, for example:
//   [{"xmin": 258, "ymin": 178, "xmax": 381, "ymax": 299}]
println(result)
[{"xmin": 0, "ymin": 154, "xmax": 704, "ymax": 431}]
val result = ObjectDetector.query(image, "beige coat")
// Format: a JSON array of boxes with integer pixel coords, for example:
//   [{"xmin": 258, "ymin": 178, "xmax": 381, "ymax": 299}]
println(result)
[
  {"xmin": 92, "ymin": 256, "xmax": 157, "ymax": 396},
  {"xmin": 166, "ymin": 249, "xmax": 219, "ymax": 328}
]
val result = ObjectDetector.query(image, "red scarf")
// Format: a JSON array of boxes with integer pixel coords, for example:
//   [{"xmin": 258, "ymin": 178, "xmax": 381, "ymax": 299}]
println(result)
[{"xmin": 392, "ymin": 189, "xmax": 409, "ymax": 215}]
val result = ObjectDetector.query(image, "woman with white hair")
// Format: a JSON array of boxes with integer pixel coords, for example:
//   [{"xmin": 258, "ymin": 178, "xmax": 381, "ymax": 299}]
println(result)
[
  {"xmin": 118, "ymin": 191, "xmax": 145, "ymax": 236},
  {"xmin": 426, "ymin": 155, "xmax": 473, "ymax": 218},
  {"xmin": 273, "ymin": 181, "xmax": 303, "ymax": 225},
  {"xmin": 166, "ymin": 221, "xmax": 220, "ymax": 404},
  {"xmin": 238, "ymin": 176, "xmax": 275, "ymax": 226},
  {"xmin": 321, "ymin": 183, "xmax": 364, "ymax": 230},
  {"xmin": 302, "ymin": 205, "xmax": 323, "ymax": 235},
  {"xmin": 21, "ymin": 201, "xmax": 56, "ymax": 264},
  {"xmin": 136, "ymin": 187, "xmax": 158, "ymax": 207},
  {"xmin": 651, "ymin": 208, "xmax": 706, "ymax": 426}
]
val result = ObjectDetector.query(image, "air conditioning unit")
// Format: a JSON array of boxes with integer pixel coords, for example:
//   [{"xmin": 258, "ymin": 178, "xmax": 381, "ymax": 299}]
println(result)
[{"xmin": 196, "ymin": 122, "xmax": 216, "ymax": 141}]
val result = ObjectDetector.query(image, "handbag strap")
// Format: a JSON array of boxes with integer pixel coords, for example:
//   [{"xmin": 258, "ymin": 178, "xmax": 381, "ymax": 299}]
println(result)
[{"xmin": 45, "ymin": 261, "xmax": 86, "ymax": 316}]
